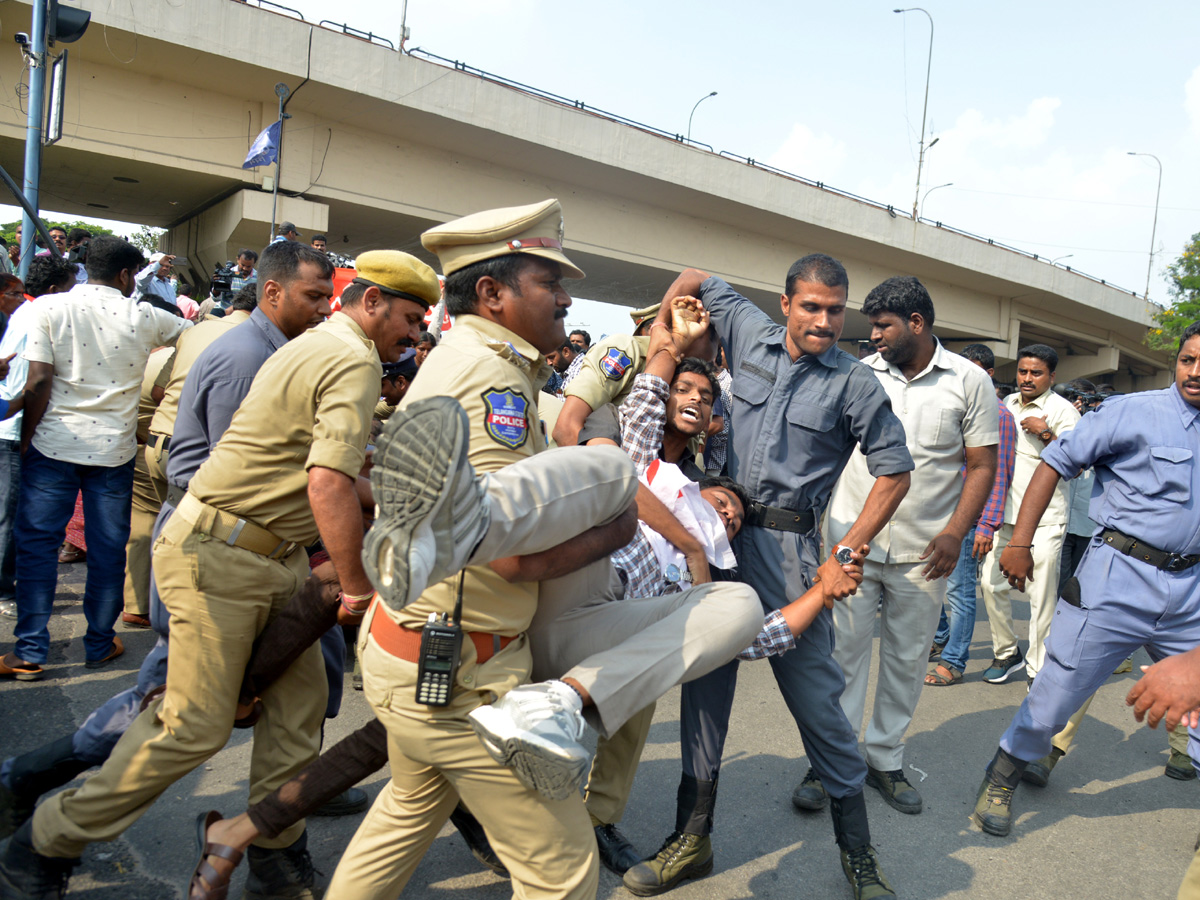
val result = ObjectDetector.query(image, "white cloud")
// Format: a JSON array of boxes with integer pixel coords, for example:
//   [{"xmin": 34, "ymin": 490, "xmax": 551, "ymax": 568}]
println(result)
[{"xmin": 765, "ymin": 123, "xmax": 847, "ymax": 183}]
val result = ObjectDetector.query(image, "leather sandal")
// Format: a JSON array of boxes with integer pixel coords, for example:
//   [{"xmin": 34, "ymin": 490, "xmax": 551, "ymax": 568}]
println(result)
[
  {"xmin": 924, "ymin": 663, "xmax": 963, "ymax": 686},
  {"xmin": 187, "ymin": 810, "xmax": 243, "ymax": 900}
]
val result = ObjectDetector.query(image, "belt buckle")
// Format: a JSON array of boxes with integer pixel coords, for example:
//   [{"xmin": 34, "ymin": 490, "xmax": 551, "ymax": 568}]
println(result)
[{"xmin": 1164, "ymin": 554, "xmax": 1190, "ymax": 573}]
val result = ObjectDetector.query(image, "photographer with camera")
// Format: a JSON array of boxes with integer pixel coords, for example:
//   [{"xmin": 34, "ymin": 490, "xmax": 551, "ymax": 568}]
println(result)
[
  {"xmin": 66, "ymin": 229, "xmax": 91, "ymax": 284},
  {"xmin": 133, "ymin": 252, "xmax": 181, "ymax": 316}
]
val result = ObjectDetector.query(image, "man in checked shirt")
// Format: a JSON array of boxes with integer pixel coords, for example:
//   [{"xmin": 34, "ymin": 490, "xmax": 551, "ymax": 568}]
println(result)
[{"xmin": 585, "ymin": 296, "xmax": 866, "ymax": 890}]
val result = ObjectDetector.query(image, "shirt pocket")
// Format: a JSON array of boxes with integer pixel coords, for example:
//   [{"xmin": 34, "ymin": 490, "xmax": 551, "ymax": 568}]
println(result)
[
  {"xmin": 785, "ymin": 392, "xmax": 839, "ymax": 433},
  {"xmin": 732, "ymin": 374, "xmax": 772, "ymax": 407},
  {"xmin": 917, "ymin": 406, "xmax": 961, "ymax": 450},
  {"xmin": 1146, "ymin": 446, "xmax": 1192, "ymax": 502}
]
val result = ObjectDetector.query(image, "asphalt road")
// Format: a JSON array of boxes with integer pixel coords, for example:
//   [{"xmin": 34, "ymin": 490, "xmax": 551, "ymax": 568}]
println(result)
[{"xmin": 1, "ymin": 562, "xmax": 1195, "ymax": 900}]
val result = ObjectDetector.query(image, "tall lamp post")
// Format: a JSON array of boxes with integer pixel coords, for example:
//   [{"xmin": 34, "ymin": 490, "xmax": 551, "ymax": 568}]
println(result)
[
  {"xmin": 687, "ymin": 91, "xmax": 717, "ymax": 143},
  {"xmin": 919, "ymin": 181, "xmax": 952, "ymax": 218},
  {"xmin": 895, "ymin": 7, "xmax": 934, "ymax": 220},
  {"xmin": 1126, "ymin": 151, "xmax": 1162, "ymax": 301}
]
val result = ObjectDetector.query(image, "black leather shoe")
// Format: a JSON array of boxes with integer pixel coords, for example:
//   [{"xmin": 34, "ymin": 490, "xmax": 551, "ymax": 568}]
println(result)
[
  {"xmin": 312, "ymin": 786, "xmax": 369, "ymax": 816},
  {"xmin": 0, "ymin": 821, "xmax": 77, "ymax": 899},
  {"xmin": 448, "ymin": 803, "xmax": 508, "ymax": 876},
  {"xmin": 791, "ymin": 768, "xmax": 828, "ymax": 811},
  {"xmin": 594, "ymin": 822, "xmax": 643, "ymax": 875}
]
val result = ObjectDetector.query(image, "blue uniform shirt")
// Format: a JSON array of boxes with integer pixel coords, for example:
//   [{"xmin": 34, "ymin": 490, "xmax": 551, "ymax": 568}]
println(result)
[
  {"xmin": 699, "ymin": 276, "xmax": 913, "ymax": 515},
  {"xmin": 1041, "ymin": 385, "xmax": 1200, "ymax": 556},
  {"xmin": 166, "ymin": 307, "xmax": 288, "ymax": 488}
]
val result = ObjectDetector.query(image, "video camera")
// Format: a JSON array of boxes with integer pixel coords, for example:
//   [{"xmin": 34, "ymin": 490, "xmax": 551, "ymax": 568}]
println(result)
[
  {"xmin": 1053, "ymin": 383, "xmax": 1105, "ymax": 412},
  {"xmin": 66, "ymin": 240, "xmax": 89, "ymax": 267},
  {"xmin": 211, "ymin": 261, "xmax": 236, "ymax": 307}
]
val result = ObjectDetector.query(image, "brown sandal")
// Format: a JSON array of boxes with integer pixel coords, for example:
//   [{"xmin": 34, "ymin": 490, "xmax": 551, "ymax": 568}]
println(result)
[
  {"xmin": 188, "ymin": 811, "xmax": 244, "ymax": 900},
  {"xmin": 924, "ymin": 663, "xmax": 963, "ymax": 686}
]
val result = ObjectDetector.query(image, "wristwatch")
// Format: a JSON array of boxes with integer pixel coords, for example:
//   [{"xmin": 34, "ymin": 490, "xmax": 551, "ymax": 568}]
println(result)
[
  {"xmin": 834, "ymin": 544, "xmax": 855, "ymax": 566},
  {"xmin": 1039, "ymin": 429, "xmax": 1052, "ymax": 441}
]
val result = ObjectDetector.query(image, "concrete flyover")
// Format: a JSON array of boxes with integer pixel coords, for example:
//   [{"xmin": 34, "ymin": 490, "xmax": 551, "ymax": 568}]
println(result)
[{"xmin": 0, "ymin": 0, "xmax": 1172, "ymax": 389}]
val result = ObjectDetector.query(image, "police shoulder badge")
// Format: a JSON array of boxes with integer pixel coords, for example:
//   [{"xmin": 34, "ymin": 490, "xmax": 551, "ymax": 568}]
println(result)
[
  {"xmin": 481, "ymin": 388, "xmax": 530, "ymax": 449},
  {"xmin": 600, "ymin": 348, "xmax": 633, "ymax": 380}
]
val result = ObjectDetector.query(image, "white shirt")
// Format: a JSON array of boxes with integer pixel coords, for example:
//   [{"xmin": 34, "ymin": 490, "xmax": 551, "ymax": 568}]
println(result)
[
  {"xmin": 24, "ymin": 283, "xmax": 190, "ymax": 466},
  {"xmin": 1003, "ymin": 388, "xmax": 1080, "ymax": 527},
  {"xmin": 0, "ymin": 300, "xmax": 36, "ymax": 441},
  {"xmin": 827, "ymin": 340, "xmax": 999, "ymax": 563}
]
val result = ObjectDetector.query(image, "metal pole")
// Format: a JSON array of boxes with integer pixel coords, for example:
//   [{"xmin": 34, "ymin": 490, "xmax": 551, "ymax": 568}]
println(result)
[
  {"xmin": 686, "ymin": 91, "xmax": 717, "ymax": 143},
  {"xmin": 399, "ymin": 0, "xmax": 409, "ymax": 52},
  {"xmin": 269, "ymin": 83, "xmax": 290, "ymax": 242},
  {"xmin": 19, "ymin": 0, "xmax": 49, "ymax": 280},
  {"xmin": 896, "ymin": 8, "xmax": 933, "ymax": 219},
  {"xmin": 919, "ymin": 181, "xmax": 952, "ymax": 218},
  {"xmin": 1127, "ymin": 152, "xmax": 1162, "ymax": 300}
]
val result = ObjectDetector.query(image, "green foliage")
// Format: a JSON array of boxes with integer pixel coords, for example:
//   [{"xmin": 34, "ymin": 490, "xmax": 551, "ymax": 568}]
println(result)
[
  {"xmin": 129, "ymin": 225, "xmax": 165, "ymax": 255},
  {"xmin": 0, "ymin": 218, "xmax": 114, "ymax": 249},
  {"xmin": 1147, "ymin": 232, "xmax": 1200, "ymax": 353}
]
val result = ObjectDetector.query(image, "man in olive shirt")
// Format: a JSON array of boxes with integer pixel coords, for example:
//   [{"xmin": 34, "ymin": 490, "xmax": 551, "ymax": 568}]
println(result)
[{"xmin": 16, "ymin": 250, "xmax": 443, "ymax": 897}]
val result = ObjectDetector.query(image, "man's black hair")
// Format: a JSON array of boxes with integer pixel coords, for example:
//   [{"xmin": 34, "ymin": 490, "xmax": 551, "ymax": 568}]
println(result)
[
  {"xmin": 237, "ymin": 248, "xmax": 259, "ymax": 263},
  {"xmin": 256, "ymin": 239, "xmax": 334, "ymax": 299},
  {"xmin": 1017, "ymin": 343, "xmax": 1058, "ymax": 373},
  {"xmin": 698, "ymin": 475, "xmax": 751, "ymax": 519},
  {"xmin": 555, "ymin": 340, "xmax": 574, "ymax": 353},
  {"xmin": 418, "ymin": 330, "xmax": 438, "ymax": 346},
  {"xmin": 25, "ymin": 255, "xmax": 78, "ymax": 297},
  {"xmin": 569, "ymin": 329, "xmax": 591, "ymax": 347},
  {"xmin": 229, "ymin": 283, "xmax": 259, "ymax": 312},
  {"xmin": 311, "ymin": 234, "xmax": 327, "ymax": 243},
  {"xmin": 676, "ymin": 357, "xmax": 720, "ymax": 399},
  {"xmin": 67, "ymin": 227, "xmax": 91, "ymax": 245},
  {"xmin": 442, "ymin": 255, "xmax": 528, "ymax": 317},
  {"xmin": 960, "ymin": 343, "xmax": 994, "ymax": 370},
  {"xmin": 178, "ymin": 283, "xmax": 195, "ymax": 298},
  {"xmin": 1066, "ymin": 377, "xmax": 1096, "ymax": 393},
  {"xmin": 85, "ymin": 235, "xmax": 144, "ymax": 282},
  {"xmin": 47, "ymin": 226, "xmax": 66, "ymax": 238},
  {"xmin": 861, "ymin": 276, "xmax": 935, "ymax": 327},
  {"xmin": 1179, "ymin": 321, "xmax": 1200, "ymax": 355},
  {"xmin": 785, "ymin": 253, "xmax": 849, "ymax": 296}
]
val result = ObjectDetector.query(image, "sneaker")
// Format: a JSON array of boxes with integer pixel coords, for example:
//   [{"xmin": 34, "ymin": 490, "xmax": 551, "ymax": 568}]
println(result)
[
  {"xmin": 1165, "ymin": 749, "xmax": 1198, "ymax": 781},
  {"xmin": 1022, "ymin": 747, "xmax": 1064, "ymax": 788},
  {"xmin": 468, "ymin": 680, "xmax": 590, "ymax": 801},
  {"xmin": 364, "ymin": 396, "xmax": 491, "ymax": 610},
  {"xmin": 244, "ymin": 833, "xmax": 317, "ymax": 900},
  {"xmin": 865, "ymin": 765, "xmax": 922, "ymax": 815},
  {"xmin": 0, "ymin": 600, "xmax": 15, "ymax": 619},
  {"xmin": 790, "ymin": 767, "xmax": 828, "ymax": 811},
  {"xmin": 840, "ymin": 844, "xmax": 895, "ymax": 900},
  {"xmin": 623, "ymin": 832, "xmax": 712, "ymax": 896},
  {"xmin": 972, "ymin": 775, "xmax": 1015, "ymax": 836},
  {"xmin": 0, "ymin": 821, "xmax": 78, "ymax": 900},
  {"xmin": 982, "ymin": 647, "xmax": 1024, "ymax": 684}
]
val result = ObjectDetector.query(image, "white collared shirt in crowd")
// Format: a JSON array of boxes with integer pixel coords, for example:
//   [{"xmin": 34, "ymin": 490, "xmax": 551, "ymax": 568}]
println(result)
[
  {"xmin": 1003, "ymin": 387, "xmax": 1080, "ymax": 526},
  {"xmin": 0, "ymin": 299, "xmax": 35, "ymax": 441},
  {"xmin": 23, "ymin": 283, "xmax": 190, "ymax": 466}
]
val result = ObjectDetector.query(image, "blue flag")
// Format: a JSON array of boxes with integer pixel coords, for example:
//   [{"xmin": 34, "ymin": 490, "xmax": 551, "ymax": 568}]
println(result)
[{"xmin": 243, "ymin": 120, "xmax": 280, "ymax": 169}]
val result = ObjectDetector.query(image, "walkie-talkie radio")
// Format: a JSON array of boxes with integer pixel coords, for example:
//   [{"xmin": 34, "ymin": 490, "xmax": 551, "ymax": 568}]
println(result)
[{"xmin": 414, "ymin": 574, "xmax": 465, "ymax": 707}]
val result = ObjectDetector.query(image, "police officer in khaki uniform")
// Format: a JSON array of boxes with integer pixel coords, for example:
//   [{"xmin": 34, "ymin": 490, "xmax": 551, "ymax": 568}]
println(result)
[
  {"xmin": 15, "ymin": 251, "xmax": 443, "ymax": 898},
  {"xmin": 143, "ymin": 286, "xmax": 257, "ymax": 498}
]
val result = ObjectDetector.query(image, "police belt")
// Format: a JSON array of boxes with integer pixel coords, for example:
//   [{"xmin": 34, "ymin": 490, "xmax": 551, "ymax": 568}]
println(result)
[
  {"xmin": 173, "ymin": 493, "xmax": 299, "ymax": 561},
  {"xmin": 147, "ymin": 432, "xmax": 170, "ymax": 453},
  {"xmin": 1100, "ymin": 528, "xmax": 1200, "ymax": 573},
  {"xmin": 745, "ymin": 502, "xmax": 816, "ymax": 534},
  {"xmin": 165, "ymin": 482, "xmax": 187, "ymax": 509},
  {"xmin": 368, "ymin": 604, "xmax": 514, "ymax": 665}
]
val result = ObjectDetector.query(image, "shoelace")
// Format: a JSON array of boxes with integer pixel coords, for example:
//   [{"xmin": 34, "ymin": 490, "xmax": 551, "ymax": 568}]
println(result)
[
  {"xmin": 652, "ymin": 832, "xmax": 701, "ymax": 865},
  {"xmin": 845, "ymin": 846, "xmax": 886, "ymax": 888},
  {"xmin": 984, "ymin": 782, "xmax": 1014, "ymax": 805}
]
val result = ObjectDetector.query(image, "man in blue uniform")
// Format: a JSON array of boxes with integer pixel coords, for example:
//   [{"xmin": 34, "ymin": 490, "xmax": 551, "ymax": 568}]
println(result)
[
  {"xmin": 972, "ymin": 320, "xmax": 1200, "ymax": 837},
  {"xmin": 645, "ymin": 258, "xmax": 913, "ymax": 900}
]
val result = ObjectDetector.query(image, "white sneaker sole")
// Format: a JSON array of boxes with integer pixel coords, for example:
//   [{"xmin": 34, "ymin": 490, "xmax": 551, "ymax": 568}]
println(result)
[
  {"xmin": 364, "ymin": 396, "xmax": 469, "ymax": 610},
  {"xmin": 468, "ymin": 707, "xmax": 590, "ymax": 802}
]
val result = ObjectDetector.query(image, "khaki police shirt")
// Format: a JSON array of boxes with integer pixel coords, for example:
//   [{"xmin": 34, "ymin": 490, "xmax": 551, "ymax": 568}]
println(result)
[
  {"xmin": 1003, "ymin": 388, "xmax": 1080, "ymax": 527},
  {"xmin": 374, "ymin": 400, "xmax": 395, "ymax": 421},
  {"xmin": 150, "ymin": 310, "xmax": 251, "ymax": 438},
  {"xmin": 826, "ymin": 341, "xmax": 1000, "ymax": 563},
  {"xmin": 188, "ymin": 312, "xmax": 380, "ymax": 546},
  {"xmin": 563, "ymin": 333, "xmax": 650, "ymax": 412},
  {"xmin": 382, "ymin": 314, "xmax": 551, "ymax": 707},
  {"xmin": 137, "ymin": 347, "xmax": 175, "ymax": 445}
]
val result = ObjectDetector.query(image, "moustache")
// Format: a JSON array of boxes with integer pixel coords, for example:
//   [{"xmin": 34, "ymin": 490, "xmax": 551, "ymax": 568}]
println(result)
[{"xmin": 554, "ymin": 309, "xmax": 568, "ymax": 320}]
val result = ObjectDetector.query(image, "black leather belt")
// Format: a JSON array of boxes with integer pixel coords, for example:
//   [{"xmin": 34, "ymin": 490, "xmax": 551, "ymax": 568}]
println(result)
[
  {"xmin": 148, "ymin": 433, "xmax": 171, "ymax": 452},
  {"xmin": 165, "ymin": 482, "xmax": 187, "ymax": 509},
  {"xmin": 746, "ymin": 502, "xmax": 816, "ymax": 534},
  {"xmin": 1101, "ymin": 528, "xmax": 1200, "ymax": 573}
]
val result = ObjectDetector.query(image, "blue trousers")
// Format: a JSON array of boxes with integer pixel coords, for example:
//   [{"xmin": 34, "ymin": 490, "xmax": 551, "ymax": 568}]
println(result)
[
  {"xmin": 14, "ymin": 447, "xmax": 134, "ymax": 663},
  {"xmin": 0, "ymin": 439, "xmax": 20, "ymax": 602},
  {"xmin": 1001, "ymin": 539, "xmax": 1200, "ymax": 769},
  {"xmin": 935, "ymin": 529, "xmax": 977, "ymax": 673}
]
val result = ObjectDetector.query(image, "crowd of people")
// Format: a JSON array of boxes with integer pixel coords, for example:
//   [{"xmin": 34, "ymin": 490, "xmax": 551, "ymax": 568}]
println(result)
[{"xmin": 0, "ymin": 200, "xmax": 1194, "ymax": 900}]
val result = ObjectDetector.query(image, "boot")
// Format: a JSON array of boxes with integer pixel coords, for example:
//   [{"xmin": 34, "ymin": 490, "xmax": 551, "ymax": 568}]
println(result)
[
  {"xmin": 791, "ymin": 767, "xmax": 828, "ymax": 811},
  {"xmin": 0, "ymin": 820, "xmax": 77, "ymax": 900},
  {"xmin": 0, "ymin": 736, "xmax": 92, "ymax": 840},
  {"xmin": 830, "ymin": 791, "xmax": 895, "ymax": 900},
  {"xmin": 244, "ymin": 830, "xmax": 318, "ymax": 900},
  {"xmin": 1022, "ymin": 747, "xmax": 1064, "ymax": 788},
  {"xmin": 622, "ymin": 832, "xmax": 712, "ymax": 897},
  {"xmin": 973, "ymin": 748, "xmax": 1025, "ymax": 837}
]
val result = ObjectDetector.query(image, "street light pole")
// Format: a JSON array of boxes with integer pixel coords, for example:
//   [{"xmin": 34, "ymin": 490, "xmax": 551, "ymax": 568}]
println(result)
[
  {"xmin": 895, "ymin": 7, "xmax": 934, "ymax": 220},
  {"xmin": 919, "ymin": 181, "xmax": 952, "ymax": 218},
  {"xmin": 687, "ymin": 91, "xmax": 717, "ymax": 143},
  {"xmin": 1126, "ymin": 151, "xmax": 1162, "ymax": 301},
  {"xmin": 19, "ymin": 0, "xmax": 49, "ymax": 281}
]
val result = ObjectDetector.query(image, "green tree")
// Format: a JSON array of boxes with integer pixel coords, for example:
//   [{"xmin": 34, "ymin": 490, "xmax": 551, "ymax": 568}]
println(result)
[
  {"xmin": 129, "ymin": 224, "xmax": 165, "ymax": 256},
  {"xmin": 0, "ymin": 218, "xmax": 115, "ymax": 249},
  {"xmin": 1147, "ymin": 231, "xmax": 1200, "ymax": 353}
]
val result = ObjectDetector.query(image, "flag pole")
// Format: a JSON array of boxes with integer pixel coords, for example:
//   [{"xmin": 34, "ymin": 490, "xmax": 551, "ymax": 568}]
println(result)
[{"xmin": 269, "ymin": 83, "xmax": 290, "ymax": 242}]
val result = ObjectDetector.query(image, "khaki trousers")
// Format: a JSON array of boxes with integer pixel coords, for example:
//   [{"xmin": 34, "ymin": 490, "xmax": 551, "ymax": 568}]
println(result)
[
  {"xmin": 585, "ymin": 703, "xmax": 656, "ymax": 825},
  {"xmin": 121, "ymin": 447, "xmax": 164, "ymax": 616},
  {"xmin": 143, "ymin": 438, "xmax": 169, "ymax": 501},
  {"xmin": 32, "ymin": 505, "xmax": 325, "ymax": 858},
  {"xmin": 833, "ymin": 558, "xmax": 946, "ymax": 771},
  {"xmin": 980, "ymin": 522, "xmax": 1066, "ymax": 678},
  {"xmin": 1179, "ymin": 842, "xmax": 1200, "ymax": 900},
  {"xmin": 325, "ymin": 631, "xmax": 598, "ymax": 900}
]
